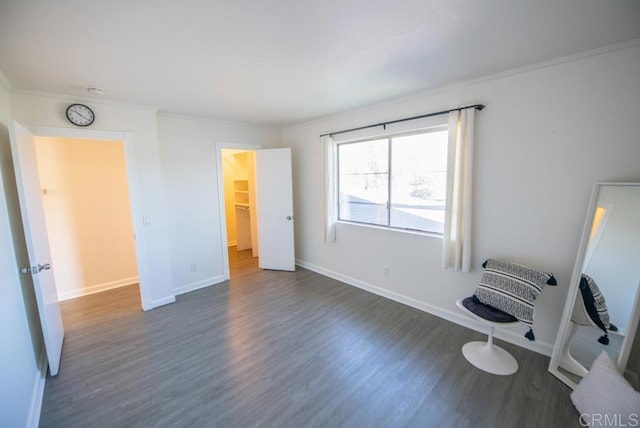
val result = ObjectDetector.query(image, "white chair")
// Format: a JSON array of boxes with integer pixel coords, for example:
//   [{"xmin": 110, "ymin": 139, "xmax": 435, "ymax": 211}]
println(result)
[{"xmin": 456, "ymin": 297, "xmax": 521, "ymax": 376}]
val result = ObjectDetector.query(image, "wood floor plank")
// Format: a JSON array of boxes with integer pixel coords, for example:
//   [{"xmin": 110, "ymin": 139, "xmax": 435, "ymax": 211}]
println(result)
[{"xmin": 39, "ymin": 248, "xmax": 580, "ymax": 427}]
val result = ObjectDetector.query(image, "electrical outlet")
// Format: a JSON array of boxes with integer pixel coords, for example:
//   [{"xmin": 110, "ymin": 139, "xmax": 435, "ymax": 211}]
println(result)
[
  {"xmin": 383, "ymin": 266, "xmax": 390, "ymax": 277},
  {"xmin": 189, "ymin": 262, "xmax": 197, "ymax": 272}
]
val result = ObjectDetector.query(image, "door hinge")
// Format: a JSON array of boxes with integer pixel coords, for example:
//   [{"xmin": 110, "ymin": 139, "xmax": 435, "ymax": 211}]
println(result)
[
  {"xmin": 20, "ymin": 266, "xmax": 37, "ymax": 275},
  {"xmin": 19, "ymin": 263, "xmax": 50, "ymax": 275}
]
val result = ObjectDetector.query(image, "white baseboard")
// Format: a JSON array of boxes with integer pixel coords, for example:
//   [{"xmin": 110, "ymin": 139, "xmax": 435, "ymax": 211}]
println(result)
[
  {"xmin": 143, "ymin": 295, "xmax": 177, "ymax": 311},
  {"xmin": 173, "ymin": 275, "xmax": 228, "ymax": 296},
  {"xmin": 57, "ymin": 276, "xmax": 140, "ymax": 301},
  {"xmin": 295, "ymin": 258, "xmax": 554, "ymax": 357},
  {"xmin": 27, "ymin": 346, "xmax": 47, "ymax": 428},
  {"xmin": 144, "ymin": 275, "xmax": 228, "ymax": 311}
]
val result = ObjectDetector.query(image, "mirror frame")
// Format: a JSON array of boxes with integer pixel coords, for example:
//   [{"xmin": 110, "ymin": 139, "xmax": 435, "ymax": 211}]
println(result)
[{"xmin": 548, "ymin": 182, "xmax": 640, "ymax": 389}]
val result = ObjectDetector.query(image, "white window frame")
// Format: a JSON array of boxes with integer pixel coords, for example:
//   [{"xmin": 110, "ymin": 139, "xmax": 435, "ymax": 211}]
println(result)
[{"xmin": 336, "ymin": 125, "xmax": 448, "ymax": 236}]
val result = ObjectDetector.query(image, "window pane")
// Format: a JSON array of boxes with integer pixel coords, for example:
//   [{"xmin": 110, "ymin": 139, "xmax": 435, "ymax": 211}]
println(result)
[
  {"xmin": 338, "ymin": 139, "xmax": 389, "ymax": 225},
  {"xmin": 390, "ymin": 131, "xmax": 448, "ymax": 233}
]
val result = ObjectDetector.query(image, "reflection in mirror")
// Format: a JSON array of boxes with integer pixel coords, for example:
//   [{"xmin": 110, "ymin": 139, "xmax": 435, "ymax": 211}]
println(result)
[{"xmin": 549, "ymin": 183, "xmax": 640, "ymax": 389}]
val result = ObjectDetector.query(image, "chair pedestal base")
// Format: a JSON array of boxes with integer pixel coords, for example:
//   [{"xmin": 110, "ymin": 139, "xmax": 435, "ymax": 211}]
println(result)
[
  {"xmin": 455, "ymin": 298, "xmax": 520, "ymax": 376},
  {"xmin": 558, "ymin": 321, "xmax": 589, "ymax": 377},
  {"xmin": 462, "ymin": 341, "xmax": 519, "ymax": 376}
]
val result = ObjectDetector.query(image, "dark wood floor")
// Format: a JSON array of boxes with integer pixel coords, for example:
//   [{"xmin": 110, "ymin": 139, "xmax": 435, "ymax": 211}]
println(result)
[{"xmin": 40, "ymin": 248, "xmax": 580, "ymax": 427}]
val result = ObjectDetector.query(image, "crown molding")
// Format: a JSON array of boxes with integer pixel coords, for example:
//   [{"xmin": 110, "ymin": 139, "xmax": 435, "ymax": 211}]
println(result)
[
  {"xmin": 454, "ymin": 37, "xmax": 640, "ymax": 93},
  {"xmin": 286, "ymin": 38, "xmax": 640, "ymax": 132},
  {"xmin": 10, "ymin": 88, "xmax": 159, "ymax": 112},
  {"xmin": 157, "ymin": 111, "xmax": 279, "ymax": 131}
]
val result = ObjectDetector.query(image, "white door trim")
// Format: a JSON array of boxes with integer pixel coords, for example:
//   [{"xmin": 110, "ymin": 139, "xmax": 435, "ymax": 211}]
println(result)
[
  {"xmin": 214, "ymin": 141, "xmax": 262, "ymax": 279},
  {"xmin": 28, "ymin": 126, "xmax": 152, "ymax": 310}
]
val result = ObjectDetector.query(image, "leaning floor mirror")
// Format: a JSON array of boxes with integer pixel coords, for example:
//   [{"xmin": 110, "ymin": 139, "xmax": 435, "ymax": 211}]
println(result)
[{"xmin": 549, "ymin": 182, "xmax": 640, "ymax": 389}]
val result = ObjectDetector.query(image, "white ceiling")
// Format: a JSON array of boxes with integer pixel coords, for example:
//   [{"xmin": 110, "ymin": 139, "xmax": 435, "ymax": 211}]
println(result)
[{"xmin": 1, "ymin": 0, "xmax": 639, "ymax": 126}]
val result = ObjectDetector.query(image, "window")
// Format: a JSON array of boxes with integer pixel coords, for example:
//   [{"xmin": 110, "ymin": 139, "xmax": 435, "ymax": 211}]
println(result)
[{"xmin": 337, "ymin": 128, "xmax": 448, "ymax": 234}]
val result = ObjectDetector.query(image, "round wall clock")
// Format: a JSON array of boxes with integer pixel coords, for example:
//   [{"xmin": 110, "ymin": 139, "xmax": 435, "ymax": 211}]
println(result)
[{"xmin": 65, "ymin": 103, "xmax": 95, "ymax": 127}]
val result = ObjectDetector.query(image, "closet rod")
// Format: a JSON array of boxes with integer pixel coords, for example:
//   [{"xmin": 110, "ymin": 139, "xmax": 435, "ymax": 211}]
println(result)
[{"xmin": 319, "ymin": 104, "xmax": 485, "ymax": 138}]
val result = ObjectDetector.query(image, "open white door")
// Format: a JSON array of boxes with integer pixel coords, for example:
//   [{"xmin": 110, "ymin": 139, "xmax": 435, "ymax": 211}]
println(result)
[
  {"xmin": 9, "ymin": 121, "xmax": 64, "ymax": 376},
  {"xmin": 255, "ymin": 148, "xmax": 295, "ymax": 271}
]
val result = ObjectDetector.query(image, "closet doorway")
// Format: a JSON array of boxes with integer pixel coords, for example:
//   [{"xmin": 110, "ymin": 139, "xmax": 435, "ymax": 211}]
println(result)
[
  {"xmin": 221, "ymin": 148, "xmax": 259, "ymax": 258},
  {"xmin": 219, "ymin": 143, "xmax": 261, "ymax": 279},
  {"xmin": 216, "ymin": 143, "xmax": 295, "ymax": 279}
]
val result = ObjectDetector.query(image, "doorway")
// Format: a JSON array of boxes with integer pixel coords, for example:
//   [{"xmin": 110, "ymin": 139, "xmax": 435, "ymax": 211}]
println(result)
[
  {"xmin": 28, "ymin": 126, "xmax": 151, "ymax": 310},
  {"xmin": 216, "ymin": 142, "xmax": 262, "ymax": 279},
  {"xmin": 10, "ymin": 122, "xmax": 152, "ymax": 374},
  {"xmin": 34, "ymin": 136, "xmax": 140, "ymax": 302},
  {"xmin": 216, "ymin": 143, "xmax": 296, "ymax": 277}
]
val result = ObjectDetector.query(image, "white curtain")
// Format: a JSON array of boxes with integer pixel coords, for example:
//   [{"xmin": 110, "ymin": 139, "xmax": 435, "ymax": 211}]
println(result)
[
  {"xmin": 323, "ymin": 135, "xmax": 337, "ymax": 242},
  {"xmin": 442, "ymin": 108, "xmax": 475, "ymax": 272}
]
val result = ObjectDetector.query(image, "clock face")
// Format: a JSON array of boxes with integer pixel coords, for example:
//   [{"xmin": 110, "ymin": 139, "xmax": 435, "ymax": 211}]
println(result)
[{"xmin": 66, "ymin": 104, "xmax": 95, "ymax": 127}]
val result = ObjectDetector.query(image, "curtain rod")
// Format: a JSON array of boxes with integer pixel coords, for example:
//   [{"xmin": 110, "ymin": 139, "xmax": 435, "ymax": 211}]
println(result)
[{"xmin": 319, "ymin": 104, "xmax": 485, "ymax": 138}]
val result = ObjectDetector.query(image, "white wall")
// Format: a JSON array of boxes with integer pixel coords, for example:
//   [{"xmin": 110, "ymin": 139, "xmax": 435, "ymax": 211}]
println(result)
[
  {"xmin": 35, "ymin": 137, "xmax": 138, "ymax": 300},
  {"xmin": 156, "ymin": 113, "xmax": 279, "ymax": 294},
  {"xmin": 9, "ymin": 92, "xmax": 174, "ymax": 308},
  {"xmin": 0, "ymin": 79, "xmax": 44, "ymax": 427},
  {"xmin": 282, "ymin": 43, "xmax": 640, "ymax": 354}
]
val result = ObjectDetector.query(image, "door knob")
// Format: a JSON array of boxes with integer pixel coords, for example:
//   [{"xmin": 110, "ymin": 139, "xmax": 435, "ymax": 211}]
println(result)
[{"xmin": 38, "ymin": 263, "xmax": 51, "ymax": 272}]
